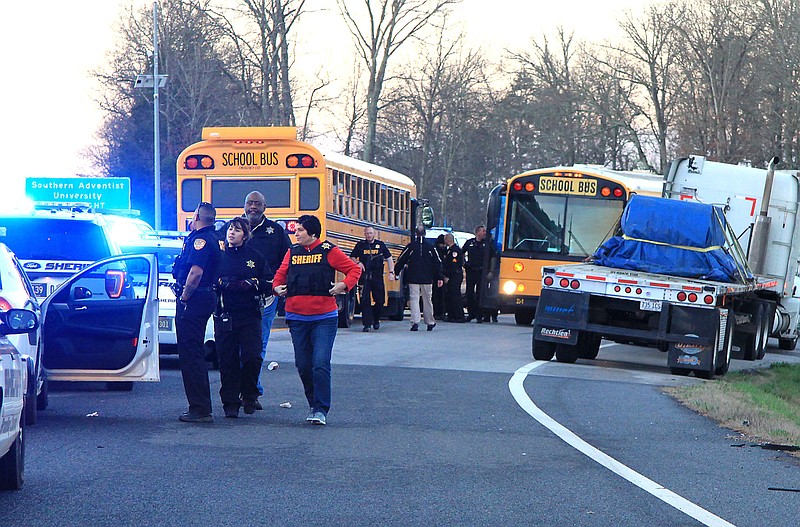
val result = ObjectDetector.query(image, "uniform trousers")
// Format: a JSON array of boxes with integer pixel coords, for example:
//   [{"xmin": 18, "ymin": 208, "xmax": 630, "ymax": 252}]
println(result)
[
  {"xmin": 360, "ymin": 278, "xmax": 385, "ymax": 327},
  {"xmin": 445, "ymin": 275, "xmax": 464, "ymax": 321},
  {"xmin": 215, "ymin": 314, "xmax": 263, "ymax": 408},
  {"xmin": 176, "ymin": 290, "xmax": 215, "ymax": 416},
  {"xmin": 409, "ymin": 283, "xmax": 435, "ymax": 325},
  {"xmin": 465, "ymin": 269, "xmax": 484, "ymax": 320}
]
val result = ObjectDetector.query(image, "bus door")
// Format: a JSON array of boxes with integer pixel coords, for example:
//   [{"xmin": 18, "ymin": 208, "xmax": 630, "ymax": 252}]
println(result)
[{"xmin": 480, "ymin": 184, "xmax": 505, "ymax": 312}]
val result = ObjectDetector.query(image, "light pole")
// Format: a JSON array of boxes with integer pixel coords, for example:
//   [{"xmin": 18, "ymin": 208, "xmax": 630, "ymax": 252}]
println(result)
[{"xmin": 133, "ymin": 2, "xmax": 167, "ymax": 229}]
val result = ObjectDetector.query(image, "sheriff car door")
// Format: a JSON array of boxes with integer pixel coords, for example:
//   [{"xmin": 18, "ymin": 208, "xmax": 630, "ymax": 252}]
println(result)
[{"xmin": 39, "ymin": 254, "xmax": 159, "ymax": 383}]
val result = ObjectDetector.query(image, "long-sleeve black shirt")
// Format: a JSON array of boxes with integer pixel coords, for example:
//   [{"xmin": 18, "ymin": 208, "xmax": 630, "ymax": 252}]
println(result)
[
  {"xmin": 216, "ymin": 244, "xmax": 273, "ymax": 321},
  {"xmin": 395, "ymin": 237, "xmax": 443, "ymax": 285}
]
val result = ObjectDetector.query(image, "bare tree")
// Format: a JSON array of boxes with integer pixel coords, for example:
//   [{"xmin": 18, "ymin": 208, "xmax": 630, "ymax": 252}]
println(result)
[{"xmin": 336, "ymin": 0, "xmax": 459, "ymax": 163}]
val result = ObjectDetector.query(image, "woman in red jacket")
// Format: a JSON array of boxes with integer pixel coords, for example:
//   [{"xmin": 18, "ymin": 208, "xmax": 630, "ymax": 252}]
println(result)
[{"xmin": 273, "ymin": 215, "xmax": 361, "ymax": 426}]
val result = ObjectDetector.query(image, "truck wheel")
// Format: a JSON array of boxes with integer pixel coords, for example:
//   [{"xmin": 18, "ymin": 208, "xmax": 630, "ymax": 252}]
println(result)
[
  {"xmin": 577, "ymin": 333, "xmax": 601, "ymax": 359},
  {"xmin": 514, "ymin": 309, "xmax": 535, "ymax": 326},
  {"xmin": 532, "ymin": 339, "xmax": 556, "ymax": 361},
  {"xmin": 778, "ymin": 337, "xmax": 797, "ymax": 351},
  {"xmin": 715, "ymin": 314, "xmax": 734, "ymax": 376},
  {"xmin": 555, "ymin": 344, "xmax": 579, "ymax": 364},
  {"xmin": 669, "ymin": 367, "xmax": 691, "ymax": 376},
  {"xmin": 0, "ymin": 421, "xmax": 24, "ymax": 490}
]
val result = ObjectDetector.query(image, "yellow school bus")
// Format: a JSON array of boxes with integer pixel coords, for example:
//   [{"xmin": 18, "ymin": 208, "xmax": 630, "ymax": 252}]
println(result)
[
  {"xmin": 480, "ymin": 165, "xmax": 664, "ymax": 325},
  {"xmin": 176, "ymin": 127, "xmax": 416, "ymax": 326}
]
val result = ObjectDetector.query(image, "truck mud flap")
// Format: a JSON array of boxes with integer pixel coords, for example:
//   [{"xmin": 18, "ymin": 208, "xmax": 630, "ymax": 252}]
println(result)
[
  {"xmin": 667, "ymin": 306, "xmax": 719, "ymax": 373},
  {"xmin": 533, "ymin": 289, "xmax": 589, "ymax": 345}
]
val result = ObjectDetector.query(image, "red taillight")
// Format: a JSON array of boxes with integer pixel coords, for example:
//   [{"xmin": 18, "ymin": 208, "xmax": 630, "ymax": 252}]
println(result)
[
  {"xmin": 625, "ymin": 287, "xmax": 631, "ymax": 293},
  {"xmin": 105, "ymin": 270, "xmax": 125, "ymax": 299},
  {"xmin": 513, "ymin": 181, "xmax": 523, "ymax": 191},
  {"xmin": 287, "ymin": 153, "xmax": 315, "ymax": 168},
  {"xmin": 570, "ymin": 280, "xmax": 580, "ymax": 289},
  {"xmin": 703, "ymin": 295, "xmax": 714, "ymax": 305},
  {"xmin": 0, "ymin": 297, "xmax": 12, "ymax": 311},
  {"xmin": 614, "ymin": 285, "xmax": 621, "ymax": 292},
  {"xmin": 613, "ymin": 188, "xmax": 624, "ymax": 197},
  {"xmin": 543, "ymin": 276, "xmax": 554, "ymax": 286},
  {"xmin": 186, "ymin": 157, "xmax": 198, "ymax": 169},
  {"xmin": 184, "ymin": 155, "xmax": 213, "ymax": 170},
  {"xmin": 677, "ymin": 292, "xmax": 687, "ymax": 301},
  {"xmin": 635, "ymin": 288, "xmax": 642, "ymax": 294},
  {"xmin": 560, "ymin": 278, "xmax": 569, "ymax": 288},
  {"xmin": 688, "ymin": 293, "xmax": 698, "ymax": 303}
]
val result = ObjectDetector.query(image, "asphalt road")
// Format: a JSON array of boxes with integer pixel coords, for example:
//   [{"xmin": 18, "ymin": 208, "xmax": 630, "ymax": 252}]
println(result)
[{"xmin": 2, "ymin": 315, "xmax": 799, "ymax": 527}]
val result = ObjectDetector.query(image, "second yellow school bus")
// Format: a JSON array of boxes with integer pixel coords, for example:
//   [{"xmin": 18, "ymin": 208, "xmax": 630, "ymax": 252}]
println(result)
[{"xmin": 176, "ymin": 127, "xmax": 417, "ymax": 327}]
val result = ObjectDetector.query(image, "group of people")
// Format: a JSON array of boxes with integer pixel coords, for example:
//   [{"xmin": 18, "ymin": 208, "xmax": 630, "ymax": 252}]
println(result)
[
  {"xmin": 172, "ymin": 195, "xmax": 492, "ymax": 425},
  {"xmin": 172, "ymin": 193, "xmax": 360, "ymax": 426}
]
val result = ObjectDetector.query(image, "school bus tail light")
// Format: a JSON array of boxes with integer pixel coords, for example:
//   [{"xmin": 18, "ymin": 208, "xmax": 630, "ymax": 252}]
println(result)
[
  {"xmin": 601, "ymin": 187, "xmax": 611, "ymax": 197},
  {"xmin": 184, "ymin": 155, "xmax": 214, "ymax": 170},
  {"xmin": 502, "ymin": 280, "xmax": 517, "ymax": 294},
  {"xmin": 513, "ymin": 262, "xmax": 524, "ymax": 272},
  {"xmin": 613, "ymin": 187, "xmax": 624, "ymax": 197},
  {"xmin": 286, "ymin": 154, "xmax": 316, "ymax": 168}
]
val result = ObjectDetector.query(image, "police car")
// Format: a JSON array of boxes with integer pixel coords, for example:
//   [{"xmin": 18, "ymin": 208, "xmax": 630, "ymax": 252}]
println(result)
[
  {"xmin": 119, "ymin": 235, "xmax": 217, "ymax": 366},
  {"xmin": 0, "ymin": 309, "xmax": 35, "ymax": 490}
]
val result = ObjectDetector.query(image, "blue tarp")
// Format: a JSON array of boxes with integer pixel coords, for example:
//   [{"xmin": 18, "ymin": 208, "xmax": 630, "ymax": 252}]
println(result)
[{"xmin": 593, "ymin": 195, "xmax": 748, "ymax": 283}]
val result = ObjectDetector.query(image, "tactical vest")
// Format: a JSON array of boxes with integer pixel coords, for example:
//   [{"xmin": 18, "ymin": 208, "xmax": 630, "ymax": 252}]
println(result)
[{"xmin": 286, "ymin": 242, "xmax": 336, "ymax": 297}]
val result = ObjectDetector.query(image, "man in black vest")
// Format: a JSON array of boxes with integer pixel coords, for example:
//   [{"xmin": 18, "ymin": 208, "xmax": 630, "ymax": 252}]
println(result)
[
  {"xmin": 174, "ymin": 202, "xmax": 224, "ymax": 423},
  {"xmin": 350, "ymin": 226, "xmax": 395, "ymax": 332},
  {"xmin": 463, "ymin": 224, "xmax": 489, "ymax": 323}
]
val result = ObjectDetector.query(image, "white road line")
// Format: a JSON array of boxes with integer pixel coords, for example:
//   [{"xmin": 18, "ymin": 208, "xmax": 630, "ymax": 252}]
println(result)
[{"xmin": 509, "ymin": 361, "xmax": 736, "ymax": 527}]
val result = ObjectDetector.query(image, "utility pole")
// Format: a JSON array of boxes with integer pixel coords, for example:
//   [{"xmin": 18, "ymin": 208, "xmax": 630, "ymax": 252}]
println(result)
[{"xmin": 133, "ymin": 2, "xmax": 168, "ymax": 229}]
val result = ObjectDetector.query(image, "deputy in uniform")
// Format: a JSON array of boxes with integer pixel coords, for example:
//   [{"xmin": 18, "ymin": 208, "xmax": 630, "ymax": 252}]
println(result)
[
  {"xmin": 442, "ymin": 233, "xmax": 465, "ymax": 322},
  {"xmin": 214, "ymin": 217, "xmax": 273, "ymax": 418},
  {"xmin": 463, "ymin": 224, "xmax": 489, "ymax": 323},
  {"xmin": 273, "ymin": 215, "xmax": 361, "ymax": 426},
  {"xmin": 350, "ymin": 226, "xmax": 395, "ymax": 332},
  {"xmin": 174, "ymin": 202, "xmax": 224, "ymax": 423}
]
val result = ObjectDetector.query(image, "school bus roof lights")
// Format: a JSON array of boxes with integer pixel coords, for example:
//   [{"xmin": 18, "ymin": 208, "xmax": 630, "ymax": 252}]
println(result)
[
  {"xmin": 600, "ymin": 186, "xmax": 625, "ymax": 198},
  {"xmin": 286, "ymin": 153, "xmax": 316, "ymax": 169},
  {"xmin": 184, "ymin": 155, "xmax": 214, "ymax": 170},
  {"xmin": 511, "ymin": 180, "xmax": 536, "ymax": 192}
]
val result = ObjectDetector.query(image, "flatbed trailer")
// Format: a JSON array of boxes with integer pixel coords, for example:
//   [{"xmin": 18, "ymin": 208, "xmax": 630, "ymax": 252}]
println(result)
[{"xmin": 532, "ymin": 263, "xmax": 779, "ymax": 378}]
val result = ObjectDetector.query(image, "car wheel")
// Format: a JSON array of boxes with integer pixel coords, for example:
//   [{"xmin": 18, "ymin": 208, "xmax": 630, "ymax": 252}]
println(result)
[
  {"xmin": 36, "ymin": 376, "xmax": 49, "ymax": 411},
  {"xmin": 204, "ymin": 341, "xmax": 219, "ymax": 370},
  {"xmin": 0, "ymin": 422, "xmax": 24, "ymax": 490}
]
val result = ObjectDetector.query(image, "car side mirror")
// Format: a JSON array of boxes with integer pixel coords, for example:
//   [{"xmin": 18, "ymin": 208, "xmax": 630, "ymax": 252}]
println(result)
[
  {"xmin": 0, "ymin": 308, "xmax": 39, "ymax": 334},
  {"xmin": 73, "ymin": 286, "xmax": 93, "ymax": 300}
]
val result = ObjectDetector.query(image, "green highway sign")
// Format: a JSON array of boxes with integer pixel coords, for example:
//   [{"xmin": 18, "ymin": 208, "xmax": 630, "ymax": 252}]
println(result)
[{"xmin": 25, "ymin": 177, "xmax": 131, "ymax": 210}]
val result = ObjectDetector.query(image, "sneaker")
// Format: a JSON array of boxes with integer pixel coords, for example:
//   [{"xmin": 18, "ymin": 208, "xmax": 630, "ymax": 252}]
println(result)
[
  {"xmin": 410, "ymin": 323, "xmax": 419, "ymax": 331},
  {"xmin": 179, "ymin": 412, "xmax": 213, "ymax": 423},
  {"xmin": 362, "ymin": 326, "xmax": 370, "ymax": 332},
  {"xmin": 373, "ymin": 321, "xmax": 380, "ymax": 330},
  {"xmin": 310, "ymin": 411, "xmax": 326, "ymax": 425},
  {"xmin": 306, "ymin": 409, "xmax": 315, "ymax": 422},
  {"xmin": 242, "ymin": 401, "xmax": 257, "ymax": 415},
  {"xmin": 427, "ymin": 323, "xmax": 436, "ymax": 331},
  {"xmin": 223, "ymin": 405, "xmax": 239, "ymax": 418}
]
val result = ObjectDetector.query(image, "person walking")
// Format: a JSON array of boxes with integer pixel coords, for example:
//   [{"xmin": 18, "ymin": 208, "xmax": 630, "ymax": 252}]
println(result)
[
  {"xmin": 395, "ymin": 226, "xmax": 443, "ymax": 331},
  {"xmin": 214, "ymin": 217, "xmax": 273, "ymax": 418},
  {"xmin": 463, "ymin": 224, "xmax": 490, "ymax": 323},
  {"xmin": 442, "ymin": 233, "xmax": 466, "ymax": 322},
  {"xmin": 350, "ymin": 226, "xmax": 395, "ymax": 332},
  {"xmin": 174, "ymin": 202, "xmax": 224, "ymax": 423},
  {"xmin": 243, "ymin": 191, "xmax": 292, "ymax": 409},
  {"xmin": 272, "ymin": 215, "xmax": 361, "ymax": 426}
]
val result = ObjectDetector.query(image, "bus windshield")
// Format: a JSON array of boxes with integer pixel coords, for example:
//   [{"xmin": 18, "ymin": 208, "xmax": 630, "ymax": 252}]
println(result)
[{"xmin": 505, "ymin": 194, "xmax": 623, "ymax": 257}]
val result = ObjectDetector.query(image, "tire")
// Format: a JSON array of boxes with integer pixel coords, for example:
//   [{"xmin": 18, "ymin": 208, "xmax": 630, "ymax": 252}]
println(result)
[
  {"xmin": 778, "ymin": 337, "xmax": 797, "ymax": 351},
  {"xmin": 577, "ymin": 333, "xmax": 601, "ymax": 360},
  {"xmin": 715, "ymin": 312, "xmax": 734, "ymax": 376},
  {"xmin": 204, "ymin": 341, "xmax": 219, "ymax": 370},
  {"xmin": 532, "ymin": 339, "xmax": 556, "ymax": 361},
  {"xmin": 669, "ymin": 367, "xmax": 691, "ymax": 376},
  {"xmin": 514, "ymin": 309, "xmax": 535, "ymax": 326},
  {"xmin": 106, "ymin": 381, "xmax": 134, "ymax": 392},
  {"xmin": 337, "ymin": 290, "xmax": 355, "ymax": 328},
  {"xmin": 36, "ymin": 376, "xmax": 49, "ymax": 411},
  {"xmin": 555, "ymin": 343, "xmax": 579, "ymax": 364},
  {"xmin": 0, "ymin": 420, "xmax": 24, "ymax": 490},
  {"xmin": 742, "ymin": 304, "xmax": 763, "ymax": 361}
]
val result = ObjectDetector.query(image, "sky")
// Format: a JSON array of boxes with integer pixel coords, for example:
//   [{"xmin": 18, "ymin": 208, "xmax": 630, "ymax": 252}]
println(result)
[{"xmin": 0, "ymin": 0, "xmax": 648, "ymax": 208}]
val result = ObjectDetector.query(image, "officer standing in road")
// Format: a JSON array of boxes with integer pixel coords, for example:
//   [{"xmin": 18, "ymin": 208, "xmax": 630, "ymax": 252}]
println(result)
[
  {"xmin": 214, "ymin": 217, "xmax": 273, "ymax": 418},
  {"xmin": 442, "ymin": 233, "xmax": 465, "ymax": 322},
  {"xmin": 432, "ymin": 234, "xmax": 447, "ymax": 320},
  {"xmin": 174, "ymin": 202, "xmax": 224, "ymax": 423},
  {"xmin": 243, "ymin": 190, "xmax": 292, "ymax": 408},
  {"xmin": 463, "ymin": 224, "xmax": 490, "ymax": 323},
  {"xmin": 350, "ymin": 226, "xmax": 395, "ymax": 332}
]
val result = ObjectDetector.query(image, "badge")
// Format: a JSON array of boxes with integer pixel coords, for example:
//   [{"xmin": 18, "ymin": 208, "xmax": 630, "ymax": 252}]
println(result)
[
  {"xmin": 321, "ymin": 241, "xmax": 332, "ymax": 249},
  {"xmin": 247, "ymin": 260, "xmax": 255, "ymax": 268},
  {"xmin": 193, "ymin": 239, "xmax": 207, "ymax": 250},
  {"xmin": 219, "ymin": 240, "xmax": 226, "ymax": 251},
  {"xmin": 266, "ymin": 226, "xmax": 275, "ymax": 234}
]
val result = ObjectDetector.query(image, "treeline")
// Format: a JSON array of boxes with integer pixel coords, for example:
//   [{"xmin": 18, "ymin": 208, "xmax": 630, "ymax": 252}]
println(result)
[{"xmin": 92, "ymin": 0, "xmax": 800, "ymax": 230}]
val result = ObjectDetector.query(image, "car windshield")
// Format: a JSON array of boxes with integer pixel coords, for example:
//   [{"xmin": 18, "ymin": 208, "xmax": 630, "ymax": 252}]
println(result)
[
  {"xmin": 0, "ymin": 218, "xmax": 111, "ymax": 261},
  {"xmin": 121, "ymin": 245, "xmax": 180, "ymax": 274}
]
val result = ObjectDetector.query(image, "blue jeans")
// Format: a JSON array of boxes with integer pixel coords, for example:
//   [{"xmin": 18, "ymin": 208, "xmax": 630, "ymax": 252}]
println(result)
[
  {"xmin": 257, "ymin": 298, "xmax": 278, "ymax": 395},
  {"xmin": 287, "ymin": 316, "xmax": 338, "ymax": 415}
]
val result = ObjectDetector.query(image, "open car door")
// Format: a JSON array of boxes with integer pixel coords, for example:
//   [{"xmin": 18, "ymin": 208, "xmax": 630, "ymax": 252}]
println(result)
[{"xmin": 40, "ymin": 254, "xmax": 159, "ymax": 383}]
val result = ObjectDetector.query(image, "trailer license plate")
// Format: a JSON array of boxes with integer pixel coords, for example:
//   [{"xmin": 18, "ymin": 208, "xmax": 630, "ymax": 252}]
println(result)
[
  {"xmin": 640, "ymin": 300, "xmax": 662, "ymax": 312},
  {"xmin": 158, "ymin": 317, "xmax": 173, "ymax": 332}
]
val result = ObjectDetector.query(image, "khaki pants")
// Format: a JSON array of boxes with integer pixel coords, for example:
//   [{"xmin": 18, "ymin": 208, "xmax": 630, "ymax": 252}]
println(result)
[{"xmin": 409, "ymin": 283, "xmax": 435, "ymax": 325}]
